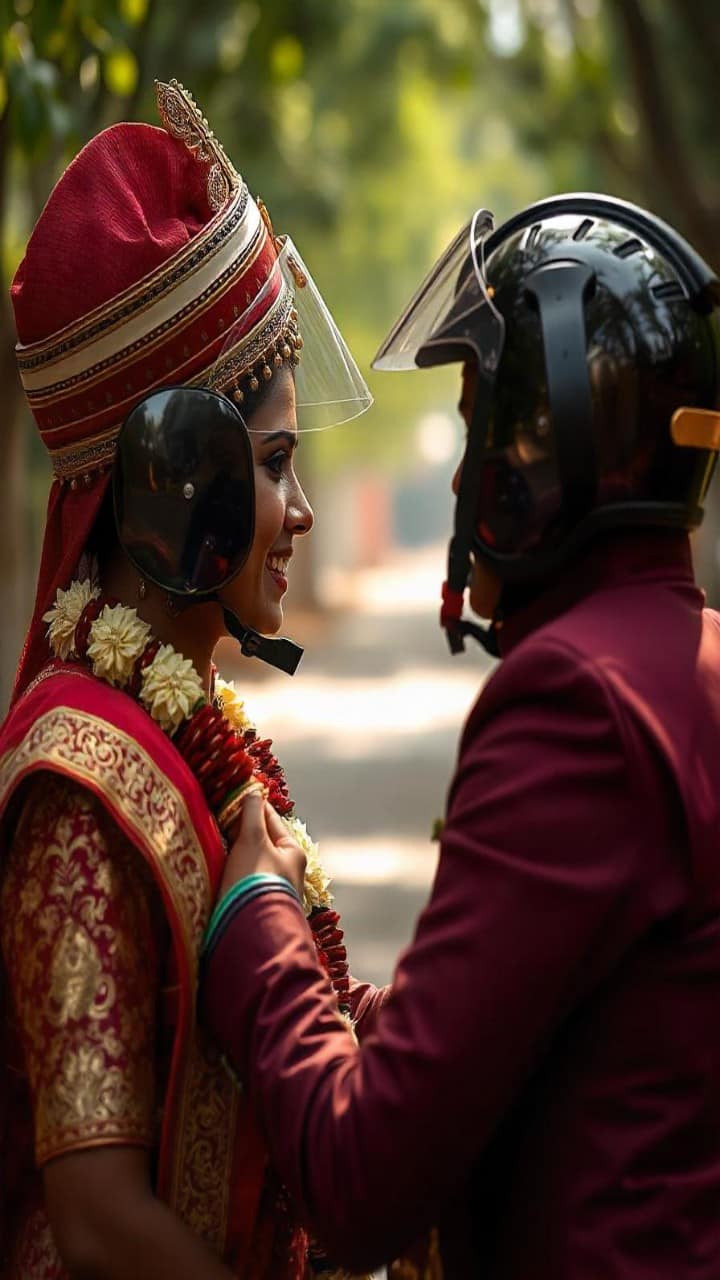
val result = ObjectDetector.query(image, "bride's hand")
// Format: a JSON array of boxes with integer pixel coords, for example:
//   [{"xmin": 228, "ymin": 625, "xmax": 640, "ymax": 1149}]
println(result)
[{"xmin": 220, "ymin": 791, "xmax": 306, "ymax": 900}]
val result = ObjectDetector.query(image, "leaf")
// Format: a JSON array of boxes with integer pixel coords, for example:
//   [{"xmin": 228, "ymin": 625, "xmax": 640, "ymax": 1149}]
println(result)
[
  {"xmin": 119, "ymin": 0, "xmax": 149, "ymax": 23},
  {"xmin": 103, "ymin": 46, "xmax": 138, "ymax": 98},
  {"xmin": 270, "ymin": 34, "xmax": 304, "ymax": 82}
]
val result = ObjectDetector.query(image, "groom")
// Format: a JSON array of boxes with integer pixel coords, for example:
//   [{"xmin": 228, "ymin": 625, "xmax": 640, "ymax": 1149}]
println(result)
[{"xmin": 202, "ymin": 193, "xmax": 720, "ymax": 1279}]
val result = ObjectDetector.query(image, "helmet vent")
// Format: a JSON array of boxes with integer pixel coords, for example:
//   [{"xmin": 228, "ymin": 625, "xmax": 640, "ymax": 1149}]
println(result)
[
  {"xmin": 523, "ymin": 223, "xmax": 542, "ymax": 250},
  {"xmin": 652, "ymin": 280, "xmax": 685, "ymax": 301},
  {"xmin": 614, "ymin": 237, "xmax": 644, "ymax": 259},
  {"xmin": 573, "ymin": 218, "xmax": 594, "ymax": 241}
]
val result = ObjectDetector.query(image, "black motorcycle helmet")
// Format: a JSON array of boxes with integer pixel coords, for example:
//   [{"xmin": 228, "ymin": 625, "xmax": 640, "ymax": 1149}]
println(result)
[
  {"xmin": 374, "ymin": 194, "xmax": 720, "ymax": 655},
  {"xmin": 113, "ymin": 384, "xmax": 303, "ymax": 674},
  {"xmin": 114, "ymin": 387, "xmax": 256, "ymax": 600}
]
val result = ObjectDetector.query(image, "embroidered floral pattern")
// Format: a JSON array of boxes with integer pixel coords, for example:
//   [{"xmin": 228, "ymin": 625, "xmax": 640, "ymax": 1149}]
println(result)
[
  {"xmin": 0, "ymin": 776, "xmax": 160, "ymax": 1163},
  {"xmin": 5, "ymin": 1203, "xmax": 68, "ymax": 1279},
  {"xmin": 0, "ymin": 706, "xmax": 212, "ymax": 951},
  {"xmin": 171, "ymin": 1029, "xmax": 239, "ymax": 1248}
]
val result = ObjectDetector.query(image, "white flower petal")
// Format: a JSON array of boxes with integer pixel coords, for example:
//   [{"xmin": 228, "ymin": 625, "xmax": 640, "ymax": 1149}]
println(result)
[
  {"xmin": 44, "ymin": 579, "xmax": 100, "ymax": 660},
  {"xmin": 87, "ymin": 604, "xmax": 152, "ymax": 686},
  {"xmin": 140, "ymin": 644, "xmax": 205, "ymax": 733},
  {"xmin": 215, "ymin": 676, "xmax": 255, "ymax": 734},
  {"xmin": 282, "ymin": 814, "xmax": 332, "ymax": 911}
]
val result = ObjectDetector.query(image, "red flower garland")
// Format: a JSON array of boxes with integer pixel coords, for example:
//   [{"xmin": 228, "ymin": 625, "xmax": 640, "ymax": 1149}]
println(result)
[{"xmin": 70, "ymin": 595, "xmax": 351, "ymax": 1013}]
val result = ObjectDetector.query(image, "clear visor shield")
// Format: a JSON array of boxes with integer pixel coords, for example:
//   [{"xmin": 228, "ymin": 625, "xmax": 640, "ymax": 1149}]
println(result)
[
  {"xmin": 372, "ymin": 210, "xmax": 506, "ymax": 379},
  {"xmin": 213, "ymin": 237, "xmax": 373, "ymax": 431}
]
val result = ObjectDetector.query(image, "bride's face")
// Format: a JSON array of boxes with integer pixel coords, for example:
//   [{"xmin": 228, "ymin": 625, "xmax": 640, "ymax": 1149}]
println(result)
[{"xmin": 219, "ymin": 370, "xmax": 313, "ymax": 635}]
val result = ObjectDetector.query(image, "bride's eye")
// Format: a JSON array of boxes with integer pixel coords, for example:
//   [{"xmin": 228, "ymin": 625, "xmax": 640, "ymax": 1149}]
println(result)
[{"xmin": 264, "ymin": 449, "xmax": 289, "ymax": 478}]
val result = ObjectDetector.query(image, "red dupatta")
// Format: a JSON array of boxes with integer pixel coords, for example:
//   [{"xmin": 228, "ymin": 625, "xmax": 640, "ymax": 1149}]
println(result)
[{"xmin": 0, "ymin": 663, "xmax": 304, "ymax": 1275}]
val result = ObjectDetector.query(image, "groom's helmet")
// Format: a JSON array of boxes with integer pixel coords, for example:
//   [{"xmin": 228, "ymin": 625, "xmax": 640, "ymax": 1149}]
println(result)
[{"xmin": 373, "ymin": 194, "xmax": 720, "ymax": 653}]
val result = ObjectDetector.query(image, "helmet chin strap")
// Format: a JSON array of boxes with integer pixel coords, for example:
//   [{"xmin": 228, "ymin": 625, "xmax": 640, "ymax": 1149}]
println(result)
[
  {"xmin": 222, "ymin": 608, "xmax": 304, "ymax": 675},
  {"xmin": 440, "ymin": 376, "xmax": 501, "ymax": 659},
  {"xmin": 440, "ymin": 575, "xmax": 500, "ymax": 658}
]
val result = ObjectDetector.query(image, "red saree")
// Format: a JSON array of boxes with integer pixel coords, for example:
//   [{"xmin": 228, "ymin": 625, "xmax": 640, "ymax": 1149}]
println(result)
[{"xmin": 0, "ymin": 662, "xmax": 307, "ymax": 1276}]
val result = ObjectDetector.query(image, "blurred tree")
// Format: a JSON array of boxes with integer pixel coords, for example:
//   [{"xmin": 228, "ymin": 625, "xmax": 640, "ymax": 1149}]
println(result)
[
  {"xmin": 475, "ymin": 0, "xmax": 719, "ymax": 264},
  {"xmin": 2, "ymin": 0, "xmax": 716, "ymax": 703},
  {"xmin": 474, "ymin": 0, "xmax": 720, "ymax": 596},
  {"xmin": 0, "ymin": 0, "xmax": 161, "ymax": 705}
]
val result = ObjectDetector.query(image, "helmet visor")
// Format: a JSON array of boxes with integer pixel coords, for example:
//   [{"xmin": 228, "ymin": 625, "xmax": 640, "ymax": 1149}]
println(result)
[
  {"xmin": 211, "ymin": 236, "xmax": 373, "ymax": 431},
  {"xmin": 372, "ymin": 210, "xmax": 505, "ymax": 377}
]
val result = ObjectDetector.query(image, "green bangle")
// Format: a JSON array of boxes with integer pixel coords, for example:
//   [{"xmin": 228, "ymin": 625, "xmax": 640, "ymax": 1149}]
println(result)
[{"xmin": 203, "ymin": 872, "xmax": 301, "ymax": 953}]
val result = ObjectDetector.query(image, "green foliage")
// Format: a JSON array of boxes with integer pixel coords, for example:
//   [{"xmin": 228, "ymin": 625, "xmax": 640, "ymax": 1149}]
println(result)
[
  {"xmin": 475, "ymin": 0, "xmax": 719, "ymax": 264},
  {"xmin": 0, "ymin": 0, "xmax": 717, "ymax": 706},
  {"xmin": 1, "ymin": 0, "xmax": 717, "ymax": 482}
]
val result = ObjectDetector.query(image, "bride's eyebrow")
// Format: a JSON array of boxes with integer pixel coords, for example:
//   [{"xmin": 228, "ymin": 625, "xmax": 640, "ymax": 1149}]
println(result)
[{"xmin": 260, "ymin": 429, "xmax": 299, "ymax": 448}]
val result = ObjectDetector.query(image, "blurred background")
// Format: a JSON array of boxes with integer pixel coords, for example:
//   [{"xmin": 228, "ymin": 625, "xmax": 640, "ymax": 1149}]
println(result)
[{"xmin": 1, "ymin": 0, "xmax": 719, "ymax": 981}]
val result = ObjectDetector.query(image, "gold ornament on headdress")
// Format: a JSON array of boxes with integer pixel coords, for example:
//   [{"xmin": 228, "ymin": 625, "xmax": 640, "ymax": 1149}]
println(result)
[
  {"xmin": 155, "ymin": 78, "xmax": 240, "ymax": 213},
  {"xmin": 155, "ymin": 79, "xmax": 305, "ymax": 408}
]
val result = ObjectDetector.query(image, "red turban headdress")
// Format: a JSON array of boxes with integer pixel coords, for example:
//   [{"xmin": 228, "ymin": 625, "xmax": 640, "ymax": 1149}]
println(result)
[{"xmin": 11, "ymin": 80, "xmax": 299, "ymax": 700}]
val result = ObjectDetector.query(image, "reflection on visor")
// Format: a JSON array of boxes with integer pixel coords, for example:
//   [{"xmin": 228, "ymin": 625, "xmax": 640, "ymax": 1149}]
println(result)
[
  {"xmin": 114, "ymin": 387, "xmax": 255, "ymax": 597},
  {"xmin": 372, "ymin": 209, "xmax": 505, "ymax": 376},
  {"xmin": 210, "ymin": 237, "xmax": 373, "ymax": 431}
]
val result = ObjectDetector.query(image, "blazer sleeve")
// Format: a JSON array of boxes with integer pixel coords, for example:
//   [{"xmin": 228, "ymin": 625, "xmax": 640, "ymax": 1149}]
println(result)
[
  {"xmin": 346, "ymin": 975, "xmax": 390, "ymax": 1039},
  {"xmin": 202, "ymin": 639, "xmax": 686, "ymax": 1270}
]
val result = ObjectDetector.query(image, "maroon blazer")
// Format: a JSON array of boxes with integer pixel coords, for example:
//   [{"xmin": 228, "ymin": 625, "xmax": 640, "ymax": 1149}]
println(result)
[{"xmin": 203, "ymin": 531, "xmax": 720, "ymax": 1278}]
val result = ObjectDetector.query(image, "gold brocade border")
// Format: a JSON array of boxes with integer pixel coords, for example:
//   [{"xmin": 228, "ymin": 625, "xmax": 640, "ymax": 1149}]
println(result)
[
  {"xmin": 0, "ymin": 704, "xmax": 239, "ymax": 1256},
  {"xmin": 0, "ymin": 707, "xmax": 210, "ymax": 964}
]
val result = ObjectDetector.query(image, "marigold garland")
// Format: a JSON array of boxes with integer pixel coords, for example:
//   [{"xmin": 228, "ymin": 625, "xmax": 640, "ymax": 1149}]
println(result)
[
  {"xmin": 44, "ymin": 581, "xmax": 351, "ymax": 1007},
  {"xmin": 44, "ymin": 579, "xmax": 368, "ymax": 1280}
]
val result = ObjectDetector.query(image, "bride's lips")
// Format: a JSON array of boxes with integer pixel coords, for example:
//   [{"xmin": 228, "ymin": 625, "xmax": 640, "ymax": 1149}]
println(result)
[{"xmin": 266, "ymin": 551, "xmax": 291, "ymax": 594}]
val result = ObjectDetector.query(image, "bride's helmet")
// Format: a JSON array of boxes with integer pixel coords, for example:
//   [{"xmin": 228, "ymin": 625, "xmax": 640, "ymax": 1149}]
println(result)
[{"xmin": 373, "ymin": 194, "xmax": 720, "ymax": 653}]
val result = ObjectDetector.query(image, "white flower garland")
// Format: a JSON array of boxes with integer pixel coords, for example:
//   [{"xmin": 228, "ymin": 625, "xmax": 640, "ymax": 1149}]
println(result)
[
  {"xmin": 215, "ymin": 677, "xmax": 333, "ymax": 913},
  {"xmin": 86, "ymin": 603, "xmax": 152, "ymax": 687},
  {"xmin": 44, "ymin": 581, "xmax": 205, "ymax": 732},
  {"xmin": 43, "ymin": 579, "xmax": 100, "ymax": 660}
]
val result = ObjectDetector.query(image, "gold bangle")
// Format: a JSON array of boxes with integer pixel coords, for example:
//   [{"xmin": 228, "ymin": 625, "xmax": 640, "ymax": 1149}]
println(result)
[{"xmin": 217, "ymin": 778, "xmax": 267, "ymax": 837}]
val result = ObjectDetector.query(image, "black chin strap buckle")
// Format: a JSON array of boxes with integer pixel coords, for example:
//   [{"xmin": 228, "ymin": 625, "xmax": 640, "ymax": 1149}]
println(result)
[
  {"xmin": 223, "ymin": 610, "xmax": 304, "ymax": 675},
  {"xmin": 445, "ymin": 624, "xmax": 466, "ymax": 656},
  {"xmin": 440, "ymin": 579, "xmax": 500, "ymax": 658},
  {"xmin": 456, "ymin": 616, "xmax": 500, "ymax": 658},
  {"xmin": 444, "ymin": 614, "xmax": 500, "ymax": 659}
]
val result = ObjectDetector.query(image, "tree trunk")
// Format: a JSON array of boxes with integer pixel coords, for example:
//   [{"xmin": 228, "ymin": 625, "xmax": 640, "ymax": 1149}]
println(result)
[{"xmin": 606, "ymin": 0, "xmax": 720, "ymax": 267}]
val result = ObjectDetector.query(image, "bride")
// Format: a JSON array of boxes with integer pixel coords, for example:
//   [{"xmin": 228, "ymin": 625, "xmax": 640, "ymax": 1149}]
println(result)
[{"xmin": 0, "ymin": 79, "xmax": 376, "ymax": 1279}]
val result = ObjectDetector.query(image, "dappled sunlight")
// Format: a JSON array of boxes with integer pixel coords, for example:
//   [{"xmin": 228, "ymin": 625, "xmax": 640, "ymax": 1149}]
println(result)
[
  {"xmin": 319, "ymin": 542, "xmax": 452, "ymax": 614},
  {"xmin": 240, "ymin": 665, "xmax": 480, "ymax": 753},
  {"xmin": 322, "ymin": 834, "xmax": 439, "ymax": 888}
]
